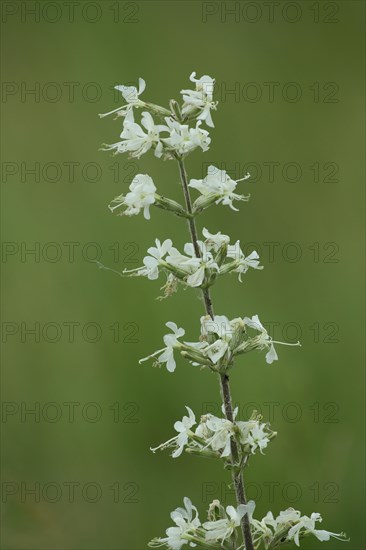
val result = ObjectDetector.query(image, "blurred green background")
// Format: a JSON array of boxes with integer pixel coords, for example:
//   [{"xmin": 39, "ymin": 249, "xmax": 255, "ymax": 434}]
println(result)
[{"xmin": 1, "ymin": 1, "xmax": 364, "ymax": 549}]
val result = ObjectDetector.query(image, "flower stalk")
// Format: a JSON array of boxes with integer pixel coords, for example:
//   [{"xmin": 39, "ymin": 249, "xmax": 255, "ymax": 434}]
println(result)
[
  {"xmin": 177, "ymin": 157, "xmax": 254, "ymax": 550},
  {"xmin": 99, "ymin": 72, "xmax": 346, "ymax": 550}
]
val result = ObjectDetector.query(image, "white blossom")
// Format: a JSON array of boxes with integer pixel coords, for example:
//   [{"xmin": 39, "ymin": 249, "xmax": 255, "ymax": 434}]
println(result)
[
  {"xmin": 200, "ymin": 314, "xmax": 243, "ymax": 363},
  {"xmin": 109, "ymin": 174, "xmax": 156, "ymax": 219},
  {"xmin": 288, "ymin": 512, "xmax": 347, "ymax": 547},
  {"xmin": 102, "ymin": 111, "xmax": 165, "ymax": 159},
  {"xmin": 99, "ymin": 77, "xmax": 146, "ymax": 121},
  {"xmin": 226, "ymin": 243, "xmax": 263, "ymax": 281},
  {"xmin": 202, "ymin": 228, "xmax": 230, "ymax": 252},
  {"xmin": 181, "ymin": 72, "xmax": 217, "ymax": 127},
  {"xmin": 196, "ymin": 413, "xmax": 236, "ymax": 457},
  {"xmin": 246, "ymin": 423, "xmax": 271, "ymax": 454},
  {"xmin": 275, "ymin": 508, "xmax": 301, "ymax": 525},
  {"xmin": 203, "ymin": 501, "xmax": 255, "ymax": 543},
  {"xmin": 157, "ymin": 497, "xmax": 201, "ymax": 550},
  {"xmin": 244, "ymin": 314, "xmax": 301, "ymax": 364},
  {"xmin": 151, "ymin": 407, "xmax": 196, "ymax": 458},
  {"xmin": 167, "ymin": 242, "xmax": 218, "ymax": 288},
  {"xmin": 133, "ymin": 238, "xmax": 172, "ymax": 280},
  {"xmin": 189, "ymin": 166, "xmax": 250, "ymax": 211},
  {"xmin": 139, "ymin": 321, "xmax": 185, "ymax": 372},
  {"xmin": 201, "ymin": 314, "xmax": 234, "ymax": 340},
  {"xmin": 202, "ymin": 339, "xmax": 229, "ymax": 363},
  {"xmin": 162, "ymin": 118, "xmax": 211, "ymax": 157}
]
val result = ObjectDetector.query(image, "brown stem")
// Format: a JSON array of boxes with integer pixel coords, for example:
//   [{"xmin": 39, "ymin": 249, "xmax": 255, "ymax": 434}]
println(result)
[{"xmin": 177, "ymin": 158, "xmax": 254, "ymax": 550}]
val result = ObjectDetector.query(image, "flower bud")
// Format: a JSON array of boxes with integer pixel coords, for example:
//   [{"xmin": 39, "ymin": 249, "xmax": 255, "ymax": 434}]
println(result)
[
  {"xmin": 192, "ymin": 193, "xmax": 220, "ymax": 215},
  {"xmin": 233, "ymin": 338, "xmax": 257, "ymax": 356},
  {"xmin": 185, "ymin": 447, "xmax": 218, "ymax": 459},
  {"xmin": 154, "ymin": 194, "xmax": 190, "ymax": 218},
  {"xmin": 169, "ymin": 99, "xmax": 182, "ymax": 122},
  {"xmin": 143, "ymin": 101, "xmax": 171, "ymax": 118},
  {"xmin": 229, "ymin": 318, "xmax": 245, "ymax": 351},
  {"xmin": 180, "ymin": 350, "xmax": 214, "ymax": 367},
  {"xmin": 160, "ymin": 261, "xmax": 191, "ymax": 281},
  {"xmin": 214, "ymin": 243, "xmax": 228, "ymax": 267},
  {"xmin": 218, "ymin": 260, "xmax": 238, "ymax": 275},
  {"xmin": 205, "ymin": 271, "xmax": 218, "ymax": 287}
]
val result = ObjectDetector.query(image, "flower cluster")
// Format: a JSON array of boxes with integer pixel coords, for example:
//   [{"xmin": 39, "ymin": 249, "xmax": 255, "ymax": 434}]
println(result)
[
  {"xmin": 162, "ymin": 117, "xmax": 211, "ymax": 157},
  {"xmin": 108, "ymin": 165, "xmax": 252, "ymax": 223},
  {"xmin": 139, "ymin": 313, "xmax": 300, "ymax": 373},
  {"xmin": 251, "ymin": 508, "xmax": 347, "ymax": 548},
  {"xmin": 149, "ymin": 498, "xmax": 346, "ymax": 550},
  {"xmin": 122, "ymin": 229, "xmax": 263, "ymax": 292},
  {"xmin": 100, "ymin": 73, "xmax": 215, "ymax": 161},
  {"xmin": 150, "ymin": 406, "xmax": 276, "ymax": 463}
]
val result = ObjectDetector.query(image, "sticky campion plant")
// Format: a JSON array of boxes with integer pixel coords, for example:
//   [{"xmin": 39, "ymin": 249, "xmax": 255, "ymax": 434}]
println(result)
[{"xmin": 99, "ymin": 73, "xmax": 347, "ymax": 550}]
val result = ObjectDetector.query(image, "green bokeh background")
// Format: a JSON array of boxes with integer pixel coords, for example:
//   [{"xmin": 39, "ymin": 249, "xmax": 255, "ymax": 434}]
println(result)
[{"xmin": 1, "ymin": 1, "xmax": 365, "ymax": 549}]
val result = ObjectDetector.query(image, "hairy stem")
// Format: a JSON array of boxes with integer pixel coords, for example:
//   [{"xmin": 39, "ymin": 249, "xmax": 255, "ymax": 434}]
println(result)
[{"xmin": 177, "ymin": 158, "xmax": 254, "ymax": 550}]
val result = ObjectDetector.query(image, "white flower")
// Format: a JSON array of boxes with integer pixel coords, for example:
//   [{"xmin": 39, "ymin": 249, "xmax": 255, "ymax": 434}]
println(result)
[
  {"xmin": 126, "ymin": 238, "xmax": 172, "ymax": 280},
  {"xmin": 244, "ymin": 314, "xmax": 301, "ymax": 364},
  {"xmin": 246, "ymin": 423, "xmax": 270, "ymax": 454},
  {"xmin": 186, "ymin": 253, "xmax": 218, "ymax": 288},
  {"xmin": 109, "ymin": 174, "xmax": 156, "ymax": 219},
  {"xmin": 203, "ymin": 339, "xmax": 229, "ymax": 363},
  {"xmin": 202, "ymin": 415, "xmax": 235, "ymax": 457},
  {"xmin": 188, "ymin": 121, "xmax": 211, "ymax": 152},
  {"xmin": 102, "ymin": 111, "xmax": 165, "ymax": 159},
  {"xmin": 172, "ymin": 408, "xmax": 196, "ymax": 457},
  {"xmin": 151, "ymin": 407, "xmax": 196, "ymax": 458},
  {"xmin": 167, "ymin": 242, "xmax": 218, "ymax": 288},
  {"xmin": 276, "ymin": 508, "xmax": 301, "ymax": 525},
  {"xmin": 162, "ymin": 118, "xmax": 211, "ymax": 157},
  {"xmin": 159, "ymin": 497, "xmax": 201, "ymax": 550},
  {"xmin": 255, "ymin": 510, "xmax": 278, "ymax": 532},
  {"xmin": 200, "ymin": 315, "xmax": 246, "ymax": 364},
  {"xmin": 99, "ymin": 77, "xmax": 146, "ymax": 121},
  {"xmin": 226, "ymin": 244, "xmax": 263, "ymax": 281},
  {"xmin": 287, "ymin": 512, "xmax": 346, "ymax": 547},
  {"xmin": 139, "ymin": 321, "xmax": 185, "ymax": 372},
  {"xmin": 236, "ymin": 420, "xmax": 275, "ymax": 456},
  {"xmin": 122, "ymin": 238, "xmax": 172, "ymax": 280},
  {"xmin": 189, "ymin": 166, "xmax": 250, "ymax": 211},
  {"xmin": 202, "ymin": 228, "xmax": 230, "ymax": 252},
  {"xmin": 181, "ymin": 72, "xmax": 218, "ymax": 127},
  {"xmin": 250, "ymin": 508, "xmax": 299, "ymax": 542},
  {"xmin": 166, "ymin": 245, "xmax": 201, "ymax": 279},
  {"xmin": 201, "ymin": 314, "xmax": 233, "ymax": 340},
  {"xmin": 203, "ymin": 501, "xmax": 255, "ymax": 543}
]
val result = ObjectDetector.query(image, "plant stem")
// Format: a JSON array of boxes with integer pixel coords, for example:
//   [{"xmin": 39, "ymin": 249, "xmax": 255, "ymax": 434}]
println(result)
[{"xmin": 177, "ymin": 158, "xmax": 254, "ymax": 550}]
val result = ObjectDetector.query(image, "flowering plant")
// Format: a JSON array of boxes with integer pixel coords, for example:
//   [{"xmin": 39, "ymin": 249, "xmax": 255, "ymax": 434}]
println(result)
[{"xmin": 99, "ymin": 73, "xmax": 347, "ymax": 549}]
